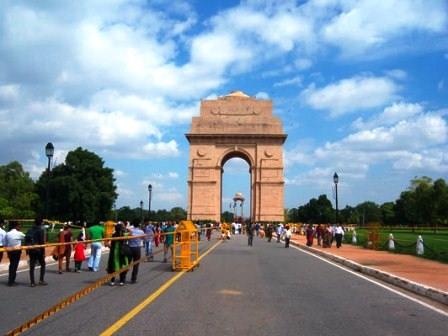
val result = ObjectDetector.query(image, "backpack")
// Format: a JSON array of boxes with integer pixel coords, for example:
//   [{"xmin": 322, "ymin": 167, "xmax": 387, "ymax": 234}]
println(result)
[{"xmin": 25, "ymin": 228, "xmax": 37, "ymax": 246}]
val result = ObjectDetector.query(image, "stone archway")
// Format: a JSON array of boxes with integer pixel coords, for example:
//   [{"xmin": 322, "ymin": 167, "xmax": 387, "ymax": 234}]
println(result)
[{"xmin": 186, "ymin": 91, "xmax": 287, "ymax": 222}]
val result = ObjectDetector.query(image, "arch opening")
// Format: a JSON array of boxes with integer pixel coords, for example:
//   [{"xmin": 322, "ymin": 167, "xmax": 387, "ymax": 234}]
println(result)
[{"xmin": 221, "ymin": 156, "xmax": 251, "ymax": 224}]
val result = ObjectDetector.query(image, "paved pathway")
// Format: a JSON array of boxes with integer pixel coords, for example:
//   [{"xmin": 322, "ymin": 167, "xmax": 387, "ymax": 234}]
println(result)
[{"xmin": 290, "ymin": 234, "xmax": 448, "ymax": 292}]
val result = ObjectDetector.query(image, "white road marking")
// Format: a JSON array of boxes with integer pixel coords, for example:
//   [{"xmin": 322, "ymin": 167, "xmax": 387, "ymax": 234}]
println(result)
[{"xmin": 291, "ymin": 244, "xmax": 448, "ymax": 317}]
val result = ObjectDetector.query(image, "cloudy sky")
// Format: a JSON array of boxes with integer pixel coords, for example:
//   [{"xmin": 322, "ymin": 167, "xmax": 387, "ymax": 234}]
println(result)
[{"xmin": 0, "ymin": 0, "xmax": 447, "ymax": 214}]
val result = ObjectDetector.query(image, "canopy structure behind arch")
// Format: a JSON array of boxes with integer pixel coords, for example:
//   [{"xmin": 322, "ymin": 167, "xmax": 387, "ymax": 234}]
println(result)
[{"xmin": 185, "ymin": 91, "xmax": 287, "ymax": 223}]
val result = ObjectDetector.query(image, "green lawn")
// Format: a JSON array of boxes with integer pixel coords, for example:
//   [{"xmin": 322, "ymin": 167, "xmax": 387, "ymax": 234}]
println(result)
[{"xmin": 345, "ymin": 228, "xmax": 448, "ymax": 263}]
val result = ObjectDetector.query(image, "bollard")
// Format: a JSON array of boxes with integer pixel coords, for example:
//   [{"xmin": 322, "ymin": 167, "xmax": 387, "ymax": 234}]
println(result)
[
  {"xmin": 416, "ymin": 235, "xmax": 424, "ymax": 255},
  {"xmin": 388, "ymin": 233, "xmax": 395, "ymax": 250},
  {"xmin": 352, "ymin": 230, "xmax": 357, "ymax": 244}
]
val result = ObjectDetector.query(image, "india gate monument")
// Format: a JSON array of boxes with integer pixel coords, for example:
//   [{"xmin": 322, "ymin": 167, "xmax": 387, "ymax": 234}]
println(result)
[{"xmin": 186, "ymin": 91, "xmax": 287, "ymax": 222}]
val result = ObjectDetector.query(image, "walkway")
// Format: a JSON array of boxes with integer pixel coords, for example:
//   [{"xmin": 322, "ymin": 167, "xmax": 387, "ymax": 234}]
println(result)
[{"xmin": 290, "ymin": 234, "xmax": 448, "ymax": 292}]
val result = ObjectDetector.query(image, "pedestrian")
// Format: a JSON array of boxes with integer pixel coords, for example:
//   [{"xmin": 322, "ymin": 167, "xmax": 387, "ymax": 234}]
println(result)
[
  {"xmin": 276, "ymin": 224, "xmax": 283, "ymax": 243},
  {"xmin": 284, "ymin": 225, "xmax": 292, "ymax": 248},
  {"xmin": 73, "ymin": 233, "xmax": 86, "ymax": 272},
  {"xmin": 87, "ymin": 222, "xmax": 105, "ymax": 272},
  {"xmin": 163, "ymin": 222, "xmax": 175, "ymax": 263},
  {"xmin": 255, "ymin": 223, "xmax": 260, "ymax": 237},
  {"xmin": 266, "ymin": 224, "xmax": 273, "ymax": 242},
  {"xmin": 305, "ymin": 224, "xmax": 314, "ymax": 247},
  {"xmin": 334, "ymin": 223, "xmax": 344, "ymax": 248},
  {"xmin": 247, "ymin": 223, "xmax": 254, "ymax": 246},
  {"xmin": 315, "ymin": 224, "xmax": 323, "ymax": 246},
  {"xmin": 5, "ymin": 221, "xmax": 25, "ymax": 286},
  {"xmin": 0, "ymin": 219, "xmax": 6, "ymax": 263},
  {"xmin": 205, "ymin": 223, "xmax": 212, "ymax": 241},
  {"xmin": 128, "ymin": 220, "xmax": 144, "ymax": 283},
  {"xmin": 144, "ymin": 220, "xmax": 155, "ymax": 262},
  {"xmin": 154, "ymin": 224, "xmax": 160, "ymax": 247},
  {"xmin": 57, "ymin": 224, "xmax": 73, "ymax": 273},
  {"xmin": 107, "ymin": 223, "xmax": 129, "ymax": 286},
  {"xmin": 26, "ymin": 217, "xmax": 47, "ymax": 287}
]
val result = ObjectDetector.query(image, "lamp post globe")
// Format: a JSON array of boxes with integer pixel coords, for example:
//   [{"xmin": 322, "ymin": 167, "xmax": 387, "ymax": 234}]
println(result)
[
  {"xmin": 140, "ymin": 200, "xmax": 144, "ymax": 223},
  {"xmin": 45, "ymin": 142, "xmax": 54, "ymax": 220},
  {"xmin": 333, "ymin": 172, "xmax": 339, "ymax": 224}
]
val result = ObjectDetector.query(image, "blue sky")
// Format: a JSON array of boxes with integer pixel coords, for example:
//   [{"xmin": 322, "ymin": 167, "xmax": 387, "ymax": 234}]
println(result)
[{"xmin": 0, "ymin": 0, "xmax": 447, "ymax": 215}]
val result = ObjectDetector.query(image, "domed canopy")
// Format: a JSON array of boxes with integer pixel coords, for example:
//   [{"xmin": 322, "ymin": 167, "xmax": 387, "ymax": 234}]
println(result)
[
  {"xmin": 233, "ymin": 192, "xmax": 245, "ymax": 202},
  {"xmin": 225, "ymin": 90, "xmax": 250, "ymax": 98}
]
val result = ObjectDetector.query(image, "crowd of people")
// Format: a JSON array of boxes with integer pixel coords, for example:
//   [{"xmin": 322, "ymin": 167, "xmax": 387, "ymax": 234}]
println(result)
[
  {"xmin": 0, "ymin": 218, "xmax": 351, "ymax": 288},
  {"xmin": 0, "ymin": 218, "xmax": 183, "ymax": 288}
]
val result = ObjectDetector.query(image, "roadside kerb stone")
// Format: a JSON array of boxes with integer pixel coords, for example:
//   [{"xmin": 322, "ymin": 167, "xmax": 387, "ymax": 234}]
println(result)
[{"xmin": 290, "ymin": 239, "xmax": 448, "ymax": 306}]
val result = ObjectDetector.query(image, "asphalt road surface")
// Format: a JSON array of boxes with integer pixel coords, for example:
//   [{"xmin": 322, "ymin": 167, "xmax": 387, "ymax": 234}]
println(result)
[{"xmin": 1, "ymin": 233, "xmax": 447, "ymax": 336}]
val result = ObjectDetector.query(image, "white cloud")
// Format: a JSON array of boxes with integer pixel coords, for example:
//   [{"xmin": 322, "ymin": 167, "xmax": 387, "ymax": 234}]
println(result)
[
  {"xmin": 142, "ymin": 140, "xmax": 179, "ymax": 157},
  {"xmin": 321, "ymin": 0, "xmax": 447, "ymax": 55},
  {"xmin": 255, "ymin": 92, "xmax": 269, "ymax": 99},
  {"xmin": 385, "ymin": 69, "xmax": 407, "ymax": 80},
  {"xmin": 301, "ymin": 75, "xmax": 399, "ymax": 117},
  {"xmin": 352, "ymin": 102, "xmax": 424, "ymax": 130},
  {"xmin": 274, "ymin": 76, "xmax": 303, "ymax": 87},
  {"xmin": 295, "ymin": 58, "xmax": 312, "ymax": 70}
]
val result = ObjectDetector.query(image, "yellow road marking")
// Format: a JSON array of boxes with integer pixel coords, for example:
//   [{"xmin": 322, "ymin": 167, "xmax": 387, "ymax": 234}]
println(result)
[{"xmin": 100, "ymin": 239, "xmax": 222, "ymax": 336}]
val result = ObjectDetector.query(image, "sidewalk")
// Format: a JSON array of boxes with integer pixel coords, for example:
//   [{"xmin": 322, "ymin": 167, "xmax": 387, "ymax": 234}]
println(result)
[{"xmin": 290, "ymin": 234, "xmax": 448, "ymax": 305}]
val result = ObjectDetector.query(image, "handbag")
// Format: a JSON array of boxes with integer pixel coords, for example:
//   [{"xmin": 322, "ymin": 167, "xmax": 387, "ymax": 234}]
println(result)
[{"xmin": 120, "ymin": 242, "xmax": 132, "ymax": 258}]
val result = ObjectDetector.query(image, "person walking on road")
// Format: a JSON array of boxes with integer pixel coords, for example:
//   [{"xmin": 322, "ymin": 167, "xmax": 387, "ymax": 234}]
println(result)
[
  {"xmin": 5, "ymin": 221, "xmax": 25, "ymax": 286},
  {"xmin": 276, "ymin": 224, "xmax": 283, "ymax": 243},
  {"xmin": 315, "ymin": 224, "xmax": 323, "ymax": 246},
  {"xmin": 266, "ymin": 224, "xmax": 273, "ymax": 242},
  {"xmin": 247, "ymin": 223, "xmax": 254, "ymax": 246},
  {"xmin": 163, "ymin": 222, "xmax": 175, "ymax": 263},
  {"xmin": 128, "ymin": 220, "xmax": 144, "ymax": 283},
  {"xmin": 0, "ymin": 219, "xmax": 6, "ymax": 263},
  {"xmin": 305, "ymin": 224, "xmax": 314, "ymax": 247},
  {"xmin": 334, "ymin": 223, "xmax": 344, "ymax": 248},
  {"xmin": 87, "ymin": 222, "xmax": 105, "ymax": 272},
  {"xmin": 107, "ymin": 223, "xmax": 129, "ymax": 286},
  {"xmin": 73, "ymin": 233, "xmax": 86, "ymax": 272},
  {"xmin": 284, "ymin": 225, "xmax": 292, "ymax": 248},
  {"xmin": 143, "ymin": 220, "xmax": 155, "ymax": 262},
  {"xmin": 57, "ymin": 224, "xmax": 73, "ymax": 273},
  {"xmin": 26, "ymin": 218, "xmax": 47, "ymax": 287}
]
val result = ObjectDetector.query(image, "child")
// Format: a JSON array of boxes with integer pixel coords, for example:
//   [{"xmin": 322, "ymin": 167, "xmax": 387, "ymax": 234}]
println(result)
[{"xmin": 73, "ymin": 233, "xmax": 86, "ymax": 272}]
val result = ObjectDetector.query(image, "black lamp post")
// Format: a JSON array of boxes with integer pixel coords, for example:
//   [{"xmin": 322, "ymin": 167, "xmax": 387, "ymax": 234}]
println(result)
[
  {"xmin": 45, "ymin": 142, "xmax": 54, "ymax": 219},
  {"xmin": 148, "ymin": 184, "xmax": 152, "ymax": 220},
  {"xmin": 333, "ymin": 172, "xmax": 339, "ymax": 224},
  {"xmin": 140, "ymin": 200, "xmax": 143, "ymax": 223}
]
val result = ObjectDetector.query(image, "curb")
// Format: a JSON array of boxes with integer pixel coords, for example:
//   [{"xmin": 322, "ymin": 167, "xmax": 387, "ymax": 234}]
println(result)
[{"xmin": 290, "ymin": 239, "xmax": 448, "ymax": 306}]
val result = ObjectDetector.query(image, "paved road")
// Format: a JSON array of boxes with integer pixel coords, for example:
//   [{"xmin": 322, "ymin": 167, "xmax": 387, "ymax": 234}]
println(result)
[{"xmin": 1, "ymin": 234, "xmax": 447, "ymax": 335}]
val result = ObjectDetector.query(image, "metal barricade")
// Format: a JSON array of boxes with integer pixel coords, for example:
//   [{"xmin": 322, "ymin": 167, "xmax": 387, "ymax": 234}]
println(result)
[{"xmin": 172, "ymin": 220, "xmax": 199, "ymax": 271}]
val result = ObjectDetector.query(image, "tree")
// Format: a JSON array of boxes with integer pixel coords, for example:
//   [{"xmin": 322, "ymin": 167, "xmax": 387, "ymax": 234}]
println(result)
[
  {"xmin": 0, "ymin": 161, "xmax": 38, "ymax": 219},
  {"xmin": 355, "ymin": 201, "xmax": 381, "ymax": 224},
  {"xmin": 170, "ymin": 207, "xmax": 187, "ymax": 222},
  {"xmin": 36, "ymin": 147, "xmax": 117, "ymax": 223},
  {"xmin": 221, "ymin": 211, "xmax": 233, "ymax": 223},
  {"xmin": 380, "ymin": 202, "xmax": 395, "ymax": 225},
  {"xmin": 296, "ymin": 194, "xmax": 333, "ymax": 223}
]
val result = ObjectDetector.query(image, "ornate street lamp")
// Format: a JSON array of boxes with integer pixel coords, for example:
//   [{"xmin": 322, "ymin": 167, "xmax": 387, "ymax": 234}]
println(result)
[
  {"xmin": 140, "ymin": 200, "xmax": 144, "ymax": 223},
  {"xmin": 45, "ymin": 142, "xmax": 54, "ymax": 219},
  {"xmin": 333, "ymin": 172, "xmax": 339, "ymax": 224},
  {"xmin": 148, "ymin": 184, "xmax": 152, "ymax": 220}
]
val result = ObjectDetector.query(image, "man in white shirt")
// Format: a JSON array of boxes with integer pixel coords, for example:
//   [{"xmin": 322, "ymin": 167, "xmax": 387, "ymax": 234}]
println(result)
[
  {"xmin": 5, "ymin": 221, "xmax": 25, "ymax": 286},
  {"xmin": 334, "ymin": 224, "xmax": 345, "ymax": 248},
  {"xmin": 0, "ymin": 219, "xmax": 6, "ymax": 263}
]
